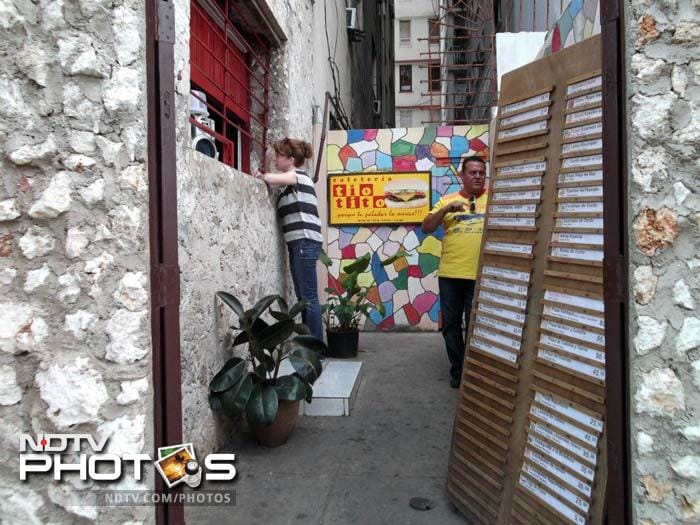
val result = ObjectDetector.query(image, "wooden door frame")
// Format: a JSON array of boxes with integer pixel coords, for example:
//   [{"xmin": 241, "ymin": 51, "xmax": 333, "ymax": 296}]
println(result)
[{"xmin": 601, "ymin": 2, "xmax": 632, "ymax": 524}]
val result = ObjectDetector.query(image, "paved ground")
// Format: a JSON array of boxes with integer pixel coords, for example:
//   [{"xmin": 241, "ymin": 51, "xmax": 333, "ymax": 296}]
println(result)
[{"xmin": 185, "ymin": 333, "xmax": 469, "ymax": 525}]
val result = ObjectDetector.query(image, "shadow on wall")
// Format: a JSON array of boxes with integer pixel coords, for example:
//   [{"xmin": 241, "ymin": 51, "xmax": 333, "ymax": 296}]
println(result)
[{"xmin": 326, "ymin": 126, "xmax": 489, "ymax": 332}]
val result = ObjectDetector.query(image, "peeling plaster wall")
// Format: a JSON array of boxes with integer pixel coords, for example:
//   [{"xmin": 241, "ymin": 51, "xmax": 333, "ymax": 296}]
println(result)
[
  {"xmin": 0, "ymin": 0, "xmax": 153, "ymax": 522},
  {"xmin": 625, "ymin": 1, "xmax": 700, "ymax": 522},
  {"xmin": 173, "ymin": 0, "xmax": 315, "ymax": 456}
]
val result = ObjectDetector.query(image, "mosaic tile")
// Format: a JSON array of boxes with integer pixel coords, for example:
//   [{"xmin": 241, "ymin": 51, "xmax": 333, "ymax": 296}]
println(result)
[
  {"xmin": 351, "ymin": 228, "xmax": 372, "ymax": 244},
  {"xmin": 414, "ymin": 291, "xmax": 438, "ymax": 315},
  {"xmin": 392, "ymin": 306, "xmax": 408, "ymax": 327},
  {"xmin": 392, "ymin": 156, "xmax": 417, "ymax": 171},
  {"xmin": 437, "ymin": 126, "xmax": 453, "ymax": 137},
  {"xmin": 393, "ymin": 289, "xmax": 409, "ymax": 310},
  {"xmin": 364, "ymin": 129, "xmax": 378, "ymax": 141},
  {"xmin": 416, "ymin": 158, "xmax": 435, "ymax": 171},
  {"xmin": 339, "ymin": 229, "xmax": 354, "ymax": 246},
  {"xmin": 341, "ymin": 245, "xmax": 356, "ymax": 259},
  {"xmin": 418, "ymin": 252, "xmax": 440, "ymax": 275},
  {"xmin": 407, "ymin": 276, "xmax": 424, "ymax": 302},
  {"xmin": 402, "ymin": 230, "xmax": 420, "ymax": 251},
  {"xmin": 393, "ymin": 256, "xmax": 409, "ymax": 274},
  {"xmin": 388, "ymin": 226, "xmax": 407, "ymax": 242},
  {"xmin": 406, "ymin": 250, "xmax": 420, "ymax": 266},
  {"xmin": 376, "ymin": 151, "xmax": 393, "ymax": 170},
  {"xmin": 355, "ymin": 242, "xmax": 372, "ymax": 258},
  {"xmin": 376, "ymin": 130, "xmax": 392, "ymax": 152},
  {"xmin": 327, "ymin": 242, "xmax": 340, "ymax": 260},
  {"xmin": 327, "ymin": 145, "xmax": 343, "ymax": 172},
  {"xmin": 377, "ymin": 316, "xmax": 395, "ymax": 330},
  {"xmin": 419, "ymin": 127, "xmax": 437, "ymax": 145},
  {"xmin": 367, "ymin": 233, "xmax": 383, "ymax": 252},
  {"xmin": 354, "ymin": 140, "xmax": 379, "ymax": 156},
  {"xmin": 423, "ymin": 275, "xmax": 440, "ymax": 295},
  {"xmin": 348, "ymin": 129, "xmax": 364, "ymax": 143},
  {"xmin": 328, "ymin": 131, "xmax": 347, "ymax": 146},
  {"xmin": 394, "ymin": 267, "xmax": 409, "ymax": 290},
  {"xmin": 367, "ymin": 285, "xmax": 380, "ymax": 305},
  {"xmin": 415, "ymin": 144, "xmax": 432, "ymax": 160},
  {"xmin": 371, "ymin": 252, "xmax": 389, "ymax": 284},
  {"xmin": 339, "ymin": 144, "xmax": 357, "ymax": 168},
  {"xmin": 346, "ymin": 157, "xmax": 362, "ymax": 172},
  {"xmin": 378, "ymin": 280, "xmax": 396, "ymax": 302},
  {"xmin": 450, "ymin": 136, "xmax": 469, "ymax": 159},
  {"xmin": 375, "ymin": 226, "xmax": 392, "ymax": 241},
  {"xmin": 407, "ymin": 265, "xmax": 423, "ymax": 278},
  {"xmin": 404, "ymin": 127, "xmax": 423, "ymax": 144},
  {"xmin": 357, "ymin": 270, "xmax": 374, "ymax": 288},
  {"xmin": 328, "ymin": 228, "xmax": 339, "ymax": 243},
  {"xmin": 391, "ymin": 128, "xmax": 407, "ymax": 142},
  {"xmin": 417, "ymin": 236, "xmax": 441, "ymax": 257},
  {"xmin": 428, "ymin": 300, "xmax": 440, "ymax": 322},
  {"xmin": 381, "ymin": 240, "xmax": 401, "ymax": 257},
  {"xmin": 360, "ymin": 150, "xmax": 377, "ymax": 169},
  {"xmin": 403, "ymin": 303, "xmax": 421, "ymax": 326}
]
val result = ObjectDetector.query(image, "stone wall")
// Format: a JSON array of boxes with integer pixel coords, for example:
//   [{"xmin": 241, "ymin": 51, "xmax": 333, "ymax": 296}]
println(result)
[
  {"xmin": 0, "ymin": 0, "xmax": 153, "ymax": 522},
  {"xmin": 173, "ymin": 0, "xmax": 315, "ymax": 456},
  {"xmin": 626, "ymin": 0, "xmax": 700, "ymax": 522}
]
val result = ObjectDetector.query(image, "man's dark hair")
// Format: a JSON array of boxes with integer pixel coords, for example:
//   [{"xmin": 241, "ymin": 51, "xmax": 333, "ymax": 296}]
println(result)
[{"xmin": 461, "ymin": 155, "xmax": 486, "ymax": 172}]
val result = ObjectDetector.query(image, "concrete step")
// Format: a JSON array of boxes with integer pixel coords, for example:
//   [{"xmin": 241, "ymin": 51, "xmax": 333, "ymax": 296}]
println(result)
[{"xmin": 277, "ymin": 359, "xmax": 363, "ymax": 416}]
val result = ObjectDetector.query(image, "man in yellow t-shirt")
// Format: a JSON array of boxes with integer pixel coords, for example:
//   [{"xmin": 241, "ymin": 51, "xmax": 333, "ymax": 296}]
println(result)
[{"xmin": 422, "ymin": 156, "xmax": 487, "ymax": 388}]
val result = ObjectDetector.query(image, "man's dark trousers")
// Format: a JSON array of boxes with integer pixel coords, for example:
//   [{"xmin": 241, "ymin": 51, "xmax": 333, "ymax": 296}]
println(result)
[{"xmin": 438, "ymin": 277, "xmax": 476, "ymax": 382}]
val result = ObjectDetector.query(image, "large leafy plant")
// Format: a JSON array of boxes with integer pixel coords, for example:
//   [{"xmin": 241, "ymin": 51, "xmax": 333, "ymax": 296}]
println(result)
[
  {"xmin": 319, "ymin": 250, "xmax": 405, "ymax": 332},
  {"xmin": 208, "ymin": 292, "xmax": 326, "ymax": 426}
]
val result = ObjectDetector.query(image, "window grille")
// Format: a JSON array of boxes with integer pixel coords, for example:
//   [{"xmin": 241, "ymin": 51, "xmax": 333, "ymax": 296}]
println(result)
[{"xmin": 189, "ymin": 0, "xmax": 271, "ymax": 173}]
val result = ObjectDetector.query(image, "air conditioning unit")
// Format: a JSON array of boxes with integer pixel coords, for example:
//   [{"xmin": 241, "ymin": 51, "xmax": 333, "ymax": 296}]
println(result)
[
  {"xmin": 346, "ymin": 7, "xmax": 357, "ymax": 29},
  {"xmin": 372, "ymin": 99, "xmax": 381, "ymax": 115},
  {"xmin": 192, "ymin": 115, "xmax": 218, "ymax": 160},
  {"xmin": 189, "ymin": 91, "xmax": 218, "ymax": 160}
]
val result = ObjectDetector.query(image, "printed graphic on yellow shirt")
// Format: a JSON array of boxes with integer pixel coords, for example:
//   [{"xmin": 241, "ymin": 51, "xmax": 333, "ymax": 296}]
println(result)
[{"xmin": 431, "ymin": 192, "xmax": 488, "ymax": 280}]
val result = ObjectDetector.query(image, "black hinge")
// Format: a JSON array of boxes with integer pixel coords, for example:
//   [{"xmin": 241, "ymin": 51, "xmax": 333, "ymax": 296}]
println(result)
[{"xmin": 156, "ymin": 0, "xmax": 175, "ymax": 44}]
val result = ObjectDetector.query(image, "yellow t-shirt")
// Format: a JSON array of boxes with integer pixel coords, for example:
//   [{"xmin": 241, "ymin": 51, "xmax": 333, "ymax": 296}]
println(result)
[{"xmin": 431, "ymin": 191, "xmax": 488, "ymax": 280}]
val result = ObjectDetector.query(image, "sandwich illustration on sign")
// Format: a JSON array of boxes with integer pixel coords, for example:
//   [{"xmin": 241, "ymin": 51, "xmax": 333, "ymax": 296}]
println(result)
[{"xmin": 382, "ymin": 179, "xmax": 429, "ymax": 209}]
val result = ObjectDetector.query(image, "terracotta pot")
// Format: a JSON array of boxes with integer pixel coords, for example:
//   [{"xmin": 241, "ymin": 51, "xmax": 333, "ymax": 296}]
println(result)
[{"xmin": 248, "ymin": 399, "xmax": 300, "ymax": 447}]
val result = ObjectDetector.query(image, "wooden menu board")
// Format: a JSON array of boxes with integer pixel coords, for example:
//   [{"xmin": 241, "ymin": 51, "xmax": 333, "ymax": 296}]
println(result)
[{"xmin": 447, "ymin": 35, "xmax": 606, "ymax": 525}]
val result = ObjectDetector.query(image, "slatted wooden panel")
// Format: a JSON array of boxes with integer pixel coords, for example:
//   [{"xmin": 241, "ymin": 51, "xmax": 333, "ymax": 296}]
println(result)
[{"xmin": 447, "ymin": 35, "xmax": 606, "ymax": 525}]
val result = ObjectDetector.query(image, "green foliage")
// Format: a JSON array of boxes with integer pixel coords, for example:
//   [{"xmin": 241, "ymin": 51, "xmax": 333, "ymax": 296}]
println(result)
[
  {"xmin": 319, "ymin": 250, "xmax": 406, "ymax": 331},
  {"xmin": 209, "ymin": 292, "xmax": 327, "ymax": 426}
]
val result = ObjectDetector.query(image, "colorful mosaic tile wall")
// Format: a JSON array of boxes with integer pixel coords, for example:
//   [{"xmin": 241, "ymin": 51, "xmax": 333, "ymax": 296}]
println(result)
[
  {"xmin": 539, "ymin": 0, "xmax": 600, "ymax": 57},
  {"xmin": 326, "ymin": 126, "xmax": 489, "ymax": 331}
]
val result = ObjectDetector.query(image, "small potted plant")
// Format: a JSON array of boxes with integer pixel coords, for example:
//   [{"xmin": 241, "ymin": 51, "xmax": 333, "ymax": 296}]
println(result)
[
  {"xmin": 319, "ymin": 250, "xmax": 404, "ymax": 358},
  {"xmin": 209, "ymin": 292, "xmax": 326, "ymax": 447}
]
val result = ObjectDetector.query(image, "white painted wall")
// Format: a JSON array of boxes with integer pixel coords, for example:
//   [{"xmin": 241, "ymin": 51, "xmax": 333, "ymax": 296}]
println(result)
[{"xmin": 395, "ymin": 0, "xmax": 440, "ymax": 126}]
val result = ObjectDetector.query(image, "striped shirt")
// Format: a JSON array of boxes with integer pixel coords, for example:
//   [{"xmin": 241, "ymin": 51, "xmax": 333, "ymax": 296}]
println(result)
[{"xmin": 277, "ymin": 170, "xmax": 323, "ymax": 244}]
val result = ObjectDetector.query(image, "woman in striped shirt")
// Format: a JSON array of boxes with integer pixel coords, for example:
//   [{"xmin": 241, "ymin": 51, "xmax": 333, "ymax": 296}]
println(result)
[{"xmin": 255, "ymin": 138, "xmax": 324, "ymax": 342}]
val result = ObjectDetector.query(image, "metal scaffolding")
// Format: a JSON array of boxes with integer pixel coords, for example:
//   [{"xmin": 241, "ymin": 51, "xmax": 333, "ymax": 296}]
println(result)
[{"xmin": 419, "ymin": 0, "xmax": 496, "ymax": 125}]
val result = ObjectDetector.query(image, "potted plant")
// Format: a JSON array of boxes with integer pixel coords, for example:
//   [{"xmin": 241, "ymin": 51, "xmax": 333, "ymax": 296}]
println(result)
[
  {"xmin": 208, "ymin": 292, "xmax": 326, "ymax": 447},
  {"xmin": 319, "ymin": 250, "xmax": 404, "ymax": 358}
]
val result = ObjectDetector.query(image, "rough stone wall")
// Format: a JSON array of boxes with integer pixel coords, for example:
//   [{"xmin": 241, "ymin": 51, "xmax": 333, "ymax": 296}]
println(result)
[
  {"xmin": 0, "ymin": 0, "xmax": 153, "ymax": 522},
  {"xmin": 626, "ymin": 1, "xmax": 700, "ymax": 522},
  {"xmin": 173, "ymin": 0, "xmax": 315, "ymax": 456}
]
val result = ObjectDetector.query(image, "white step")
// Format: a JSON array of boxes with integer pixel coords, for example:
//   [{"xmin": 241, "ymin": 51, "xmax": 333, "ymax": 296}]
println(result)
[{"xmin": 277, "ymin": 359, "xmax": 363, "ymax": 416}]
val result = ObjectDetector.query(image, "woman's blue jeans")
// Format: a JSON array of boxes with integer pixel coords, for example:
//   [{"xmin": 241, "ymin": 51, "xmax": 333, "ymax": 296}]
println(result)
[{"xmin": 287, "ymin": 239, "xmax": 324, "ymax": 342}]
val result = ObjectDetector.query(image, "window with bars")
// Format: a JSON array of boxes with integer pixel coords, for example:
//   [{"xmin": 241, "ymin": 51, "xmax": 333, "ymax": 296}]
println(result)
[
  {"xmin": 189, "ymin": 0, "xmax": 271, "ymax": 173},
  {"xmin": 399, "ymin": 65, "xmax": 412, "ymax": 92},
  {"xmin": 399, "ymin": 20, "xmax": 411, "ymax": 46}
]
